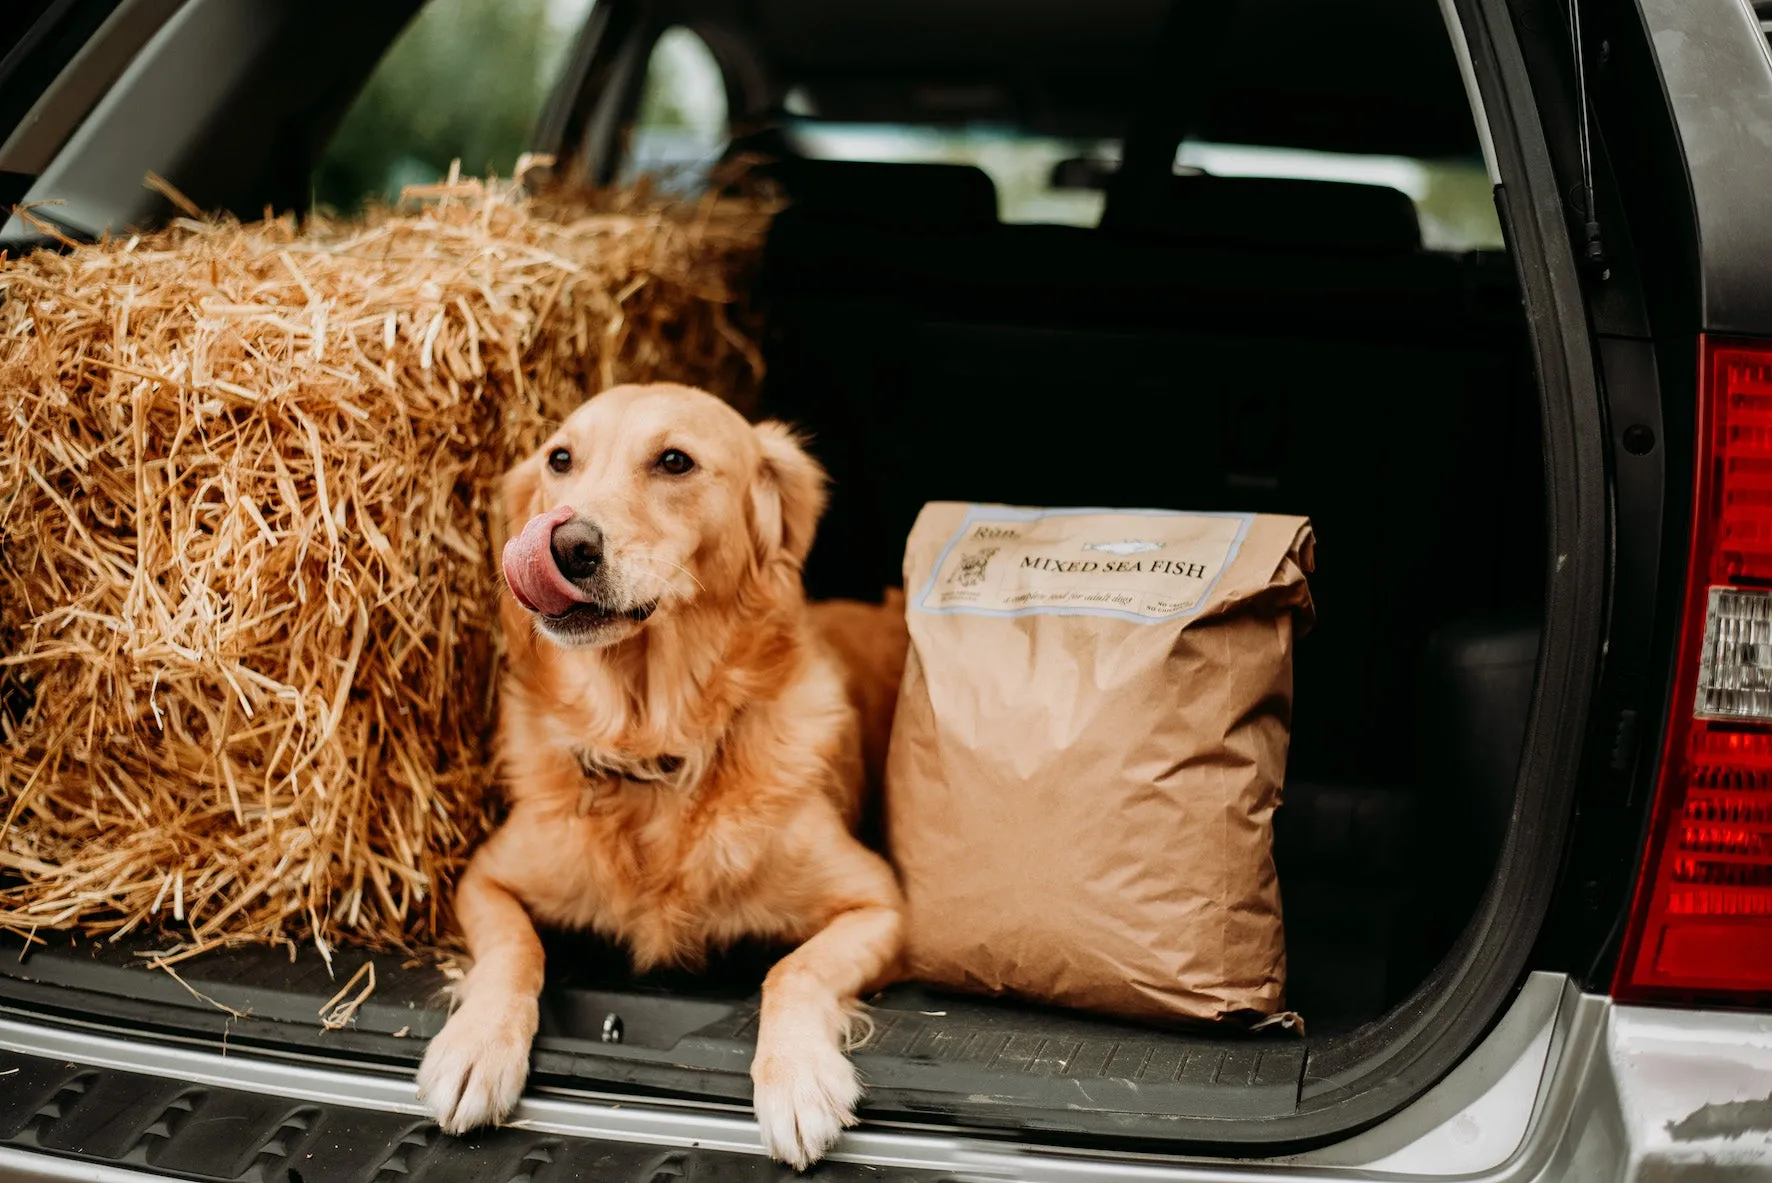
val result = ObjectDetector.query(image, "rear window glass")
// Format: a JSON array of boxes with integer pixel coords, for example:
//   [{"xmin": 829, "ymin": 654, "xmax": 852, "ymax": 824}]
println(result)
[
  {"xmin": 312, "ymin": 0, "xmax": 595, "ymax": 213},
  {"xmin": 618, "ymin": 0, "xmax": 1503, "ymax": 250},
  {"xmin": 623, "ymin": 27, "xmax": 730, "ymax": 195},
  {"xmin": 765, "ymin": 120, "xmax": 1501, "ymax": 249}
]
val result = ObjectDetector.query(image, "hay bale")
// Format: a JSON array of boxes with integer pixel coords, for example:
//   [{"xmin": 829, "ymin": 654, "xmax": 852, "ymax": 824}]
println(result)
[{"xmin": 0, "ymin": 176, "xmax": 774, "ymax": 960}]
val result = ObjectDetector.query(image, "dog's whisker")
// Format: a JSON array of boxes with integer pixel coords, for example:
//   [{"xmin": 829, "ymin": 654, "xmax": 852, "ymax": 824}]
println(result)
[
  {"xmin": 633, "ymin": 567, "xmax": 672, "ymax": 593},
  {"xmin": 634, "ymin": 554, "xmax": 706, "ymax": 594},
  {"xmin": 639, "ymin": 556, "xmax": 705, "ymax": 594}
]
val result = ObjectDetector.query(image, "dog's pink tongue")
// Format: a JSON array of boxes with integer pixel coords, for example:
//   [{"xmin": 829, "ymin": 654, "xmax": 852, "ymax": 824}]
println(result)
[{"xmin": 502, "ymin": 506, "xmax": 592, "ymax": 618}]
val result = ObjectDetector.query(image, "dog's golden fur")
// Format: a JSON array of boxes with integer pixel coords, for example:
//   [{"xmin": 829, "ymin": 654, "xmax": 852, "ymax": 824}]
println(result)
[{"xmin": 416, "ymin": 383, "xmax": 907, "ymax": 1168}]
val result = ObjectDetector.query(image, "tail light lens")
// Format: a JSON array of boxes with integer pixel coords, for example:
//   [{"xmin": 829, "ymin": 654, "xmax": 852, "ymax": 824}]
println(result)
[{"xmin": 1615, "ymin": 337, "xmax": 1772, "ymax": 1004}]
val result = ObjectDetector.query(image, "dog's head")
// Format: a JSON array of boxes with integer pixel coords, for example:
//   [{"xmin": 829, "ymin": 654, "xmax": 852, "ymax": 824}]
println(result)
[{"xmin": 499, "ymin": 383, "xmax": 826, "ymax": 649}]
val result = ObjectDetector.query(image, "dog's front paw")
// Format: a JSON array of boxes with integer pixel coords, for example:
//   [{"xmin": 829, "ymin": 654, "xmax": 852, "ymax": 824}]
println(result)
[
  {"xmin": 751, "ymin": 1036, "xmax": 861, "ymax": 1170},
  {"xmin": 416, "ymin": 995, "xmax": 538, "ymax": 1135}
]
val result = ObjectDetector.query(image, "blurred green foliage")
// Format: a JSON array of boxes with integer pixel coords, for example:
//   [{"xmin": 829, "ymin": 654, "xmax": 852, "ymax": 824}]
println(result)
[
  {"xmin": 1418, "ymin": 160, "xmax": 1506, "ymax": 250},
  {"xmin": 637, "ymin": 38, "xmax": 694, "ymax": 131},
  {"xmin": 312, "ymin": 0, "xmax": 579, "ymax": 213}
]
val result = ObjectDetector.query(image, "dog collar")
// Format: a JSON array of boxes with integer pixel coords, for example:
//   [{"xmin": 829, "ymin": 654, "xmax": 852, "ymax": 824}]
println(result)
[
  {"xmin": 572, "ymin": 749, "xmax": 695, "ymax": 817},
  {"xmin": 573, "ymin": 748, "xmax": 689, "ymax": 787},
  {"xmin": 569, "ymin": 708, "xmax": 743, "ymax": 812}
]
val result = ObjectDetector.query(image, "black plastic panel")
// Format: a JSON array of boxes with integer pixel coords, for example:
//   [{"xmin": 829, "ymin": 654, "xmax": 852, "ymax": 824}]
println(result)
[{"xmin": 0, "ymin": 1045, "xmax": 948, "ymax": 1181}]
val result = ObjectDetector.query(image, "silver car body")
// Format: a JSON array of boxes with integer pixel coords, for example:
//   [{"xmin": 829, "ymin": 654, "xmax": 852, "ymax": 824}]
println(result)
[{"xmin": 1, "ymin": 974, "xmax": 1770, "ymax": 1181}]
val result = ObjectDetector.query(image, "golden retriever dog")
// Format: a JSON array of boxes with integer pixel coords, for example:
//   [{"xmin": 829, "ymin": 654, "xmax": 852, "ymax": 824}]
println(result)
[{"xmin": 415, "ymin": 382, "xmax": 908, "ymax": 1169}]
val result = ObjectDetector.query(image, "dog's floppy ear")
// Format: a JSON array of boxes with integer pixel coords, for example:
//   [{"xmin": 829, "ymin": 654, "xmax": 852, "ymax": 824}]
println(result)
[
  {"xmin": 749, "ymin": 421, "xmax": 827, "ymax": 566},
  {"xmin": 495, "ymin": 452, "xmax": 545, "ymax": 556}
]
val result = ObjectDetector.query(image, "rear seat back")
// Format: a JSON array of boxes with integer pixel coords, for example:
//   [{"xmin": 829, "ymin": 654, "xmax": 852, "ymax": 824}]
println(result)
[
  {"xmin": 764, "ymin": 158, "xmax": 998, "ymax": 229},
  {"xmin": 1155, "ymin": 174, "xmax": 1422, "ymax": 253}
]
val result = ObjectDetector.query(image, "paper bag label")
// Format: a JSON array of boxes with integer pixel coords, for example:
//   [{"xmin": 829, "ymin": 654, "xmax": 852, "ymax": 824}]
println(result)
[{"xmin": 914, "ymin": 506, "xmax": 1252, "ymax": 622}]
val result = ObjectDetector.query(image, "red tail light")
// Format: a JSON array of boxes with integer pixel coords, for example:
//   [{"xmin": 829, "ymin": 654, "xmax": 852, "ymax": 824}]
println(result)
[{"xmin": 1615, "ymin": 337, "xmax": 1772, "ymax": 1004}]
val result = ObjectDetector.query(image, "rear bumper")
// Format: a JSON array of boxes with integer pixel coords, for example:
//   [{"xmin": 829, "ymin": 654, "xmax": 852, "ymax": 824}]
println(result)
[
  {"xmin": 0, "ymin": 974, "xmax": 1767, "ymax": 1181},
  {"xmin": 1582, "ymin": 1000, "xmax": 1772, "ymax": 1179}
]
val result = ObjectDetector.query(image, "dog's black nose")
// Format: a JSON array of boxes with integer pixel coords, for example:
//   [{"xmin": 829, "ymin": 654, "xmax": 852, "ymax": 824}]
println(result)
[{"xmin": 550, "ymin": 518, "xmax": 604, "ymax": 582}]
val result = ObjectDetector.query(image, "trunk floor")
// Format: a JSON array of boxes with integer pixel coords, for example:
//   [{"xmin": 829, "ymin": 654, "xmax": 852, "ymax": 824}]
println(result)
[{"xmin": 0, "ymin": 932, "xmax": 1312, "ymax": 1140}]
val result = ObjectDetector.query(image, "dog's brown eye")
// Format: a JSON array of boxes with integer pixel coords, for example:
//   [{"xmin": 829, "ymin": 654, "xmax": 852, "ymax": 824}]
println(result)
[
  {"xmin": 656, "ymin": 448, "xmax": 695, "ymax": 476},
  {"xmin": 547, "ymin": 448, "xmax": 571, "ymax": 474}
]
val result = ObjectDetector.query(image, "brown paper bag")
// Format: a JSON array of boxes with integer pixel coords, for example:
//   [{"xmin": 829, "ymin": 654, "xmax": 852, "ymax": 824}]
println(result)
[{"xmin": 886, "ymin": 503, "xmax": 1315, "ymax": 1025}]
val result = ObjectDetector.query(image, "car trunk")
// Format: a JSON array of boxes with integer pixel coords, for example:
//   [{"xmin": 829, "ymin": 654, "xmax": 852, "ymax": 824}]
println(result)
[
  {"xmin": 0, "ymin": 168, "xmax": 1550, "ymax": 1151},
  {"xmin": 0, "ymin": 0, "xmax": 1600, "ymax": 1160}
]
